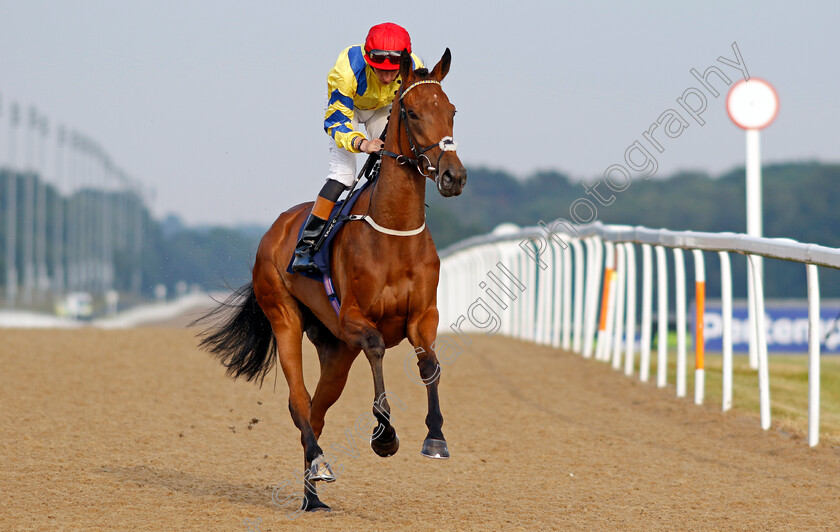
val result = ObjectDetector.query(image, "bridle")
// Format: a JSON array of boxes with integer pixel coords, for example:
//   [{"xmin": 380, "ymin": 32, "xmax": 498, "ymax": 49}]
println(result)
[
  {"xmin": 380, "ymin": 79, "xmax": 458, "ymax": 189},
  {"xmin": 345, "ymin": 78, "xmax": 458, "ymax": 238}
]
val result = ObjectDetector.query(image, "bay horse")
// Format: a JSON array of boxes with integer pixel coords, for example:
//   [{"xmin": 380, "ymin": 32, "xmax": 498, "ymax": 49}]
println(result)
[{"xmin": 197, "ymin": 49, "xmax": 466, "ymax": 512}]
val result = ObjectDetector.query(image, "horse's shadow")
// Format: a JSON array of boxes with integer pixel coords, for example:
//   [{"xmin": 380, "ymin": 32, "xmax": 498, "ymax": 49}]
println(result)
[{"xmin": 97, "ymin": 464, "xmax": 279, "ymax": 508}]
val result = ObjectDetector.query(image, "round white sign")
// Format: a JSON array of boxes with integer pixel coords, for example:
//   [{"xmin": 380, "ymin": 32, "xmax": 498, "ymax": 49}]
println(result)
[{"xmin": 726, "ymin": 78, "xmax": 779, "ymax": 130}]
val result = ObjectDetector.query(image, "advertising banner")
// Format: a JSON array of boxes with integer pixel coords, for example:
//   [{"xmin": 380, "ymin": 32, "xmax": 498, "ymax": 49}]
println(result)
[{"xmin": 696, "ymin": 301, "xmax": 840, "ymax": 353}]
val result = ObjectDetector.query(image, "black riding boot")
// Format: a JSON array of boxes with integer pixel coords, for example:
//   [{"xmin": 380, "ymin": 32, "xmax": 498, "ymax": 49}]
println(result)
[
  {"xmin": 291, "ymin": 180, "xmax": 348, "ymax": 273},
  {"xmin": 291, "ymin": 213, "xmax": 328, "ymax": 273}
]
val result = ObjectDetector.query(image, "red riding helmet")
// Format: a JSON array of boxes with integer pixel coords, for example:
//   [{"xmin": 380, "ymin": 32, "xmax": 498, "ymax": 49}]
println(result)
[{"xmin": 364, "ymin": 22, "xmax": 411, "ymax": 71}]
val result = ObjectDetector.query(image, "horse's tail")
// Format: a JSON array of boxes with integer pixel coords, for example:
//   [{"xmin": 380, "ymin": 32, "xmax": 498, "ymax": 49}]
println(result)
[{"xmin": 194, "ymin": 283, "xmax": 277, "ymax": 386}]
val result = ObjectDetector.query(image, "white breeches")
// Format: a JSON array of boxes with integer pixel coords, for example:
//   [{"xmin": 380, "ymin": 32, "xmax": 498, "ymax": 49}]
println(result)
[{"xmin": 327, "ymin": 105, "xmax": 391, "ymax": 187}]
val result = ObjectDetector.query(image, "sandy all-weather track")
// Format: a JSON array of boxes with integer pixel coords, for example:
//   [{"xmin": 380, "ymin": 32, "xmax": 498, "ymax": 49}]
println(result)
[{"xmin": 2, "ymin": 321, "xmax": 840, "ymax": 530}]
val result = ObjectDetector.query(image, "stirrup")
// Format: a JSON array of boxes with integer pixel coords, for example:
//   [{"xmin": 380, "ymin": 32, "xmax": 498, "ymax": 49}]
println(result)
[{"xmin": 291, "ymin": 249, "xmax": 320, "ymax": 273}]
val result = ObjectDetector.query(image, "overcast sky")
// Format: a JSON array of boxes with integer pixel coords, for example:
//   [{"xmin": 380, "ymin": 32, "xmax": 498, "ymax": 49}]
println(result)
[{"xmin": 1, "ymin": 1, "xmax": 838, "ymax": 226}]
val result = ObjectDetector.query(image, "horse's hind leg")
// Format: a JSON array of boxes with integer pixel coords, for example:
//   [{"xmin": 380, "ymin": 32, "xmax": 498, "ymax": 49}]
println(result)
[
  {"xmin": 298, "ymin": 325, "xmax": 360, "ymax": 511},
  {"xmin": 342, "ymin": 307, "xmax": 400, "ymax": 458},
  {"xmin": 254, "ymin": 285, "xmax": 334, "ymax": 512},
  {"xmin": 309, "ymin": 334, "xmax": 360, "ymax": 439}
]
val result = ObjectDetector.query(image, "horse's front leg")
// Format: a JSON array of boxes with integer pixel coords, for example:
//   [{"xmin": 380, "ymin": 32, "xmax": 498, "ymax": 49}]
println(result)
[
  {"xmin": 342, "ymin": 307, "xmax": 400, "ymax": 458},
  {"xmin": 407, "ymin": 308, "xmax": 449, "ymax": 459}
]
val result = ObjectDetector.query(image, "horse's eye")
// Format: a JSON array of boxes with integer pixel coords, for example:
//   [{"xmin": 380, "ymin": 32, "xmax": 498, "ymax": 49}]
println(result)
[{"xmin": 406, "ymin": 109, "xmax": 419, "ymax": 119}]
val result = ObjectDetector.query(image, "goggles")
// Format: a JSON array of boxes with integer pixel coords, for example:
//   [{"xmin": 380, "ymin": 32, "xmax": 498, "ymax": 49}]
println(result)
[{"xmin": 367, "ymin": 49, "xmax": 402, "ymax": 65}]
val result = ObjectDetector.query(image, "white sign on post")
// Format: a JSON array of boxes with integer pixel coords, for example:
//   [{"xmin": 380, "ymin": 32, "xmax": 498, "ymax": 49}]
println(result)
[
  {"xmin": 726, "ymin": 79, "xmax": 779, "ymax": 370},
  {"xmin": 726, "ymin": 79, "xmax": 779, "ymax": 130}
]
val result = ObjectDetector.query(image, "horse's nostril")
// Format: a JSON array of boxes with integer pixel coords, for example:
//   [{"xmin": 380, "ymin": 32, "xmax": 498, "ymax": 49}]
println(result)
[{"xmin": 441, "ymin": 171, "xmax": 454, "ymax": 188}]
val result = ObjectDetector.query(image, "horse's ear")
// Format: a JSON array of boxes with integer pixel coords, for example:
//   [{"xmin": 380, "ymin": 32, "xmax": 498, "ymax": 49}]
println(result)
[
  {"xmin": 399, "ymin": 49, "xmax": 413, "ymax": 85},
  {"xmin": 432, "ymin": 48, "xmax": 451, "ymax": 81}
]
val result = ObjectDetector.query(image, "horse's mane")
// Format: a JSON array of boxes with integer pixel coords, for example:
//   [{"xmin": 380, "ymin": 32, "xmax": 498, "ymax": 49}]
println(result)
[{"xmin": 414, "ymin": 67, "xmax": 430, "ymax": 78}]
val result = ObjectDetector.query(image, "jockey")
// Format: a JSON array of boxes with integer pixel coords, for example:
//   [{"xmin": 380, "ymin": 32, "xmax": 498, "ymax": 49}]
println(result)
[{"xmin": 291, "ymin": 22, "xmax": 424, "ymax": 273}]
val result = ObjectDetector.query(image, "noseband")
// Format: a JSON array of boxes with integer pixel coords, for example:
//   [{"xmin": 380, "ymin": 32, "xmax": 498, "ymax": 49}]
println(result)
[{"xmin": 381, "ymin": 80, "xmax": 458, "ymax": 185}]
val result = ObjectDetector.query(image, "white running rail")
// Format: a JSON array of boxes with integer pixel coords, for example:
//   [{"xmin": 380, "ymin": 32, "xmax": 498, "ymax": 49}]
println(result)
[{"xmin": 437, "ymin": 222, "xmax": 840, "ymax": 447}]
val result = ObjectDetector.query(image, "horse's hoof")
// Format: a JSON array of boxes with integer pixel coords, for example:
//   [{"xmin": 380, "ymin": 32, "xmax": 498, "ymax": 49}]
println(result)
[
  {"xmin": 308, "ymin": 455, "xmax": 336, "ymax": 482},
  {"xmin": 421, "ymin": 438, "xmax": 450, "ymax": 459},
  {"xmin": 370, "ymin": 431, "xmax": 400, "ymax": 458},
  {"xmin": 302, "ymin": 498, "xmax": 331, "ymax": 512}
]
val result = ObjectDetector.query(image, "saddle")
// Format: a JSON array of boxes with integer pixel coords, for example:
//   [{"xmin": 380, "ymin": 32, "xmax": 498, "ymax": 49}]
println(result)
[
  {"xmin": 286, "ymin": 179, "xmax": 372, "ymax": 282},
  {"xmin": 285, "ymin": 178, "xmax": 375, "ymax": 314}
]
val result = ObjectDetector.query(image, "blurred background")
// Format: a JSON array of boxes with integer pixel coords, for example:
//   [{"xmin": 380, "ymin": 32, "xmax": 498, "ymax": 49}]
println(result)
[{"xmin": 1, "ymin": 0, "xmax": 839, "ymax": 316}]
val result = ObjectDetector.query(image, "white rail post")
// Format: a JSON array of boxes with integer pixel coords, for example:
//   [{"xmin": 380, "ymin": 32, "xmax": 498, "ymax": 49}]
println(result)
[
  {"xmin": 591, "ymin": 236, "xmax": 604, "ymax": 357},
  {"xmin": 437, "ymin": 267, "xmax": 449, "ymax": 331},
  {"xmin": 562, "ymin": 237, "xmax": 575, "ymax": 351},
  {"xmin": 692, "ymin": 249, "xmax": 706, "ymax": 405},
  {"xmin": 496, "ymin": 244, "xmax": 513, "ymax": 337},
  {"xmin": 458, "ymin": 253, "xmax": 469, "ymax": 332},
  {"xmin": 544, "ymin": 235, "xmax": 568, "ymax": 348},
  {"xmin": 598, "ymin": 241, "xmax": 616, "ymax": 362},
  {"xmin": 674, "ymin": 248, "xmax": 687, "ymax": 398},
  {"xmin": 532, "ymin": 242, "xmax": 544, "ymax": 344},
  {"xmin": 513, "ymin": 243, "xmax": 526, "ymax": 339},
  {"xmin": 581, "ymin": 238, "xmax": 596, "ymax": 358},
  {"xmin": 511, "ymin": 241, "xmax": 524, "ymax": 338},
  {"xmin": 540, "ymin": 239, "xmax": 556, "ymax": 345},
  {"xmin": 571, "ymin": 238, "xmax": 584, "ymax": 353},
  {"xmin": 512, "ymin": 245, "xmax": 525, "ymax": 340},
  {"xmin": 719, "ymin": 251, "xmax": 733, "ymax": 412},
  {"xmin": 531, "ymin": 241, "xmax": 544, "ymax": 343},
  {"xmin": 640, "ymin": 244, "xmax": 653, "ymax": 382},
  {"xmin": 582, "ymin": 238, "xmax": 595, "ymax": 358},
  {"xmin": 747, "ymin": 257, "xmax": 760, "ymax": 369},
  {"xmin": 807, "ymin": 264, "xmax": 820, "ymax": 447},
  {"xmin": 439, "ymin": 257, "xmax": 450, "ymax": 331},
  {"xmin": 453, "ymin": 254, "xmax": 464, "ymax": 328},
  {"xmin": 611, "ymin": 243, "xmax": 626, "ymax": 369},
  {"xmin": 583, "ymin": 237, "xmax": 604, "ymax": 358},
  {"xmin": 492, "ymin": 245, "xmax": 504, "ymax": 335},
  {"xmin": 624, "ymin": 243, "xmax": 637, "ymax": 377},
  {"xmin": 655, "ymin": 245, "xmax": 669, "ymax": 388},
  {"xmin": 471, "ymin": 249, "xmax": 484, "ymax": 326},
  {"xmin": 543, "ymin": 238, "xmax": 557, "ymax": 345},
  {"xmin": 449, "ymin": 254, "xmax": 460, "ymax": 331},
  {"xmin": 483, "ymin": 246, "xmax": 501, "ymax": 324},
  {"xmin": 509, "ymin": 249, "xmax": 518, "ymax": 339},
  {"xmin": 748, "ymin": 254, "xmax": 771, "ymax": 430},
  {"xmin": 549, "ymin": 236, "xmax": 564, "ymax": 348}
]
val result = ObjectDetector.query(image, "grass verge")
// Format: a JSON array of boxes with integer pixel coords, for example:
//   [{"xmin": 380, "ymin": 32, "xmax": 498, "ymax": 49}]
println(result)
[{"xmin": 636, "ymin": 349, "xmax": 840, "ymax": 448}]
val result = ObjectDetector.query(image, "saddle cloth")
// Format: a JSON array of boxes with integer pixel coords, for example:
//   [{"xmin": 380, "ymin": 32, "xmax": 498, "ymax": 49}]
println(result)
[{"xmin": 285, "ymin": 180, "xmax": 373, "ymax": 313}]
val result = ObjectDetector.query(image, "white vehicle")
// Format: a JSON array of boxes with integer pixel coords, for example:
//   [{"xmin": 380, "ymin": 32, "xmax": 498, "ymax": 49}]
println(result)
[{"xmin": 60, "ymin": 292, "xmax": 94, "ymax": 320}]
